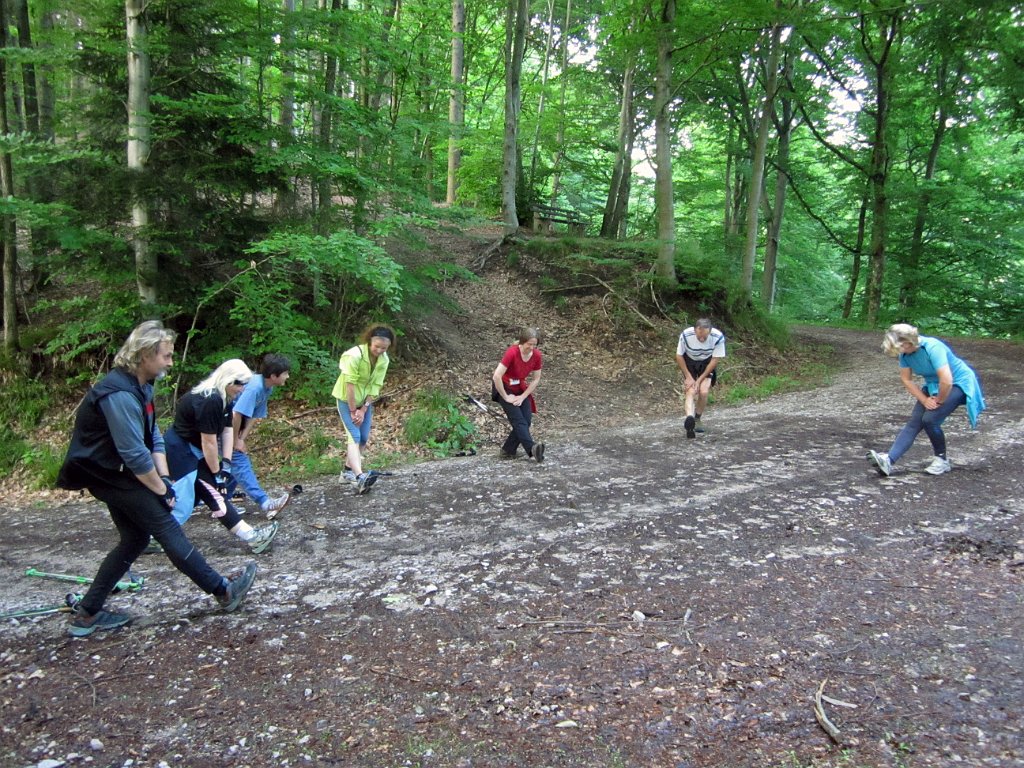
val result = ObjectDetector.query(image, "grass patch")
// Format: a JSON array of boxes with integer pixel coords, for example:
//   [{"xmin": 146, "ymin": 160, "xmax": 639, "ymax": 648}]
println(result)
[{"xmin": 714, "ymin": 344, "xmax": 832, "ymax": 406}]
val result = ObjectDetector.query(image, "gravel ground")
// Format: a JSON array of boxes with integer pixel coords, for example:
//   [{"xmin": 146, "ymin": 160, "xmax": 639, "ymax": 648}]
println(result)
[{"xmin": 1, "ymin": 322, "xmax": 1022, "ymax": 768}]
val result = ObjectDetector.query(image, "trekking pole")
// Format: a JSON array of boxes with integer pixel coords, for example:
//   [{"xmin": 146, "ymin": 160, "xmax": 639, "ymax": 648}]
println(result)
[
  {"xmin": 465, "ymin": 394, "xmax": 506, "ymax": 422},
  {"xmin": 1, "ymin": 593, "xmax": 82, "ymax": 621},
  {"xmin": 25, "ymin": 568, "xmax": 145, "ymax": 593}
]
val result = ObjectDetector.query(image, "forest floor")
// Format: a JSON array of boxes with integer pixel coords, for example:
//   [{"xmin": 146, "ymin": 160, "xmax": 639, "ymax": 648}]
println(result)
[{"xmin": 1, "ymin": 223, "xmax": 1023, "ymax": 768}]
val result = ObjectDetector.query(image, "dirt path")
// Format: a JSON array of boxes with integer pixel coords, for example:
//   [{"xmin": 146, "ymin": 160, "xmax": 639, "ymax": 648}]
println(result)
[{"xmin": 2, "ymin": 321, "xmax": 1021, "ymax": 767}]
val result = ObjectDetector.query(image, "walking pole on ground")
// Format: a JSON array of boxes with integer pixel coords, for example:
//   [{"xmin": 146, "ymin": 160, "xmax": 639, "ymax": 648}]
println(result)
[
  {"xmin": 1, "ymin": 593, "xmax": 83, "ymax": 621},
  {"xmin": 25, "ymin": 568, "xmax": 145, "ymax": 593}
]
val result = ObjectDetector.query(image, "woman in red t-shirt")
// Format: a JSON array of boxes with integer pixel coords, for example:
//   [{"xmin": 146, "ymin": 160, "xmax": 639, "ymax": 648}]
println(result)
[{"xmin": 491, "ymin": 327, "xmax": 545, "ymax": 462}]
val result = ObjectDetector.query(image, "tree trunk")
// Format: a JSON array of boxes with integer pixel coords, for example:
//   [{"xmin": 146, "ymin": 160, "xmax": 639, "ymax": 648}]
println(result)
[
  {"xmin": 367, "ymin": 0, "xmax": 400, "ymax": 115},
  {"xmin": 548, "ymin": 0, "xmax": 571, "ymax": 204},
  {"xmin": 274, "ymin": 0, "xmax": 297, "ymax": 216},
  {"xmin": 528, "ymin": 0, "xmax": 556, "ymax": 193},
  {"xmin": 900, "ymin": 59, "xmax": 953, "ymax": 312},
  {"xmin": 12, "ymin": 0, "xmax": 38, "ymax": 135},
  {"xmin": 0, "ymin": 1, "xmax": 19, "ymax": 353},
  {"xmin": 446, "ymin": 0, "xmax": 465, "ymax": 205},
  {"xmin": 501, "ymin": 0, "xmax": 527, "ymax": 233},
  {"xmin": 762, "ymin": 52, "xmax": 794, "ymax": 311},
  {"xmin": 862, "ymin": 9, "xmax": 901, "ymax": 326},
  {"xmin": 601, "ymin": 58, "xmax": 635, "ymax": 239},
  {"xmin": 842, "ymin": 194, "xmax": 869, "ymax": 319},
  {"xmin": 126, "ymin": 0, "xmax": 157, "ymax": 305},
  {"xmin": 12, "ymin": 0, "xmax": 50, "ymax": 284},
  {"xmin": 741, "ymin": 21, "xmax": 782, "ymax": 297},
  {"xmin": 316, "ymin": 0, "xmax": 342, "ymax": 230},
  {"xmin": 652, "ymin": 0, "xmax": 676, "ymax": 283},
  {"xmin": 723, "ymin": 125, "xmax": 734, "ymax": 238},
  {"xmin": 613, "ymin": 155, "xmax": 632, "ymax": 238},
  {"xmin": 37, "ymin": 6, "xmax": 55, "ymax": 141}
]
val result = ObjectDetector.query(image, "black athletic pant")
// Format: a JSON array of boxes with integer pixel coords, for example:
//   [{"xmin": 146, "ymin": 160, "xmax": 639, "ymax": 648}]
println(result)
[
  {"xmin": 80, "ymin": 482, "xmax": 225, "ymax": 616},
  {"xmin": 498, "ymin": 398, "xmax": 535, "ymax": 457}
]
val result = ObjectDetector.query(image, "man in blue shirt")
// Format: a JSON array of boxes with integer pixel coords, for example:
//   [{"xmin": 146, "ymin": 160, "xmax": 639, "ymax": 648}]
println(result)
[
  {"xmin": 232, "ymin": 353, "xmax": 292, "ymax": 518},
  {"xmin": 57, "ymin": 321, "xmax": 257, "ymax": 637}
]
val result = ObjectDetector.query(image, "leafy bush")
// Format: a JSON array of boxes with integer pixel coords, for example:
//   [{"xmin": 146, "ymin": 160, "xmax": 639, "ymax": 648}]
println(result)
[{"xmin": 403, "ymin": 389, "xmax": 476, "ymax": 456}]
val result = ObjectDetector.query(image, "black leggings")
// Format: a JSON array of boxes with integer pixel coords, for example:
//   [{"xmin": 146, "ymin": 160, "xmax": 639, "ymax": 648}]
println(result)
[{"xmin": 81, "ymin": 483, "xmax": 225, "ymax": 615}]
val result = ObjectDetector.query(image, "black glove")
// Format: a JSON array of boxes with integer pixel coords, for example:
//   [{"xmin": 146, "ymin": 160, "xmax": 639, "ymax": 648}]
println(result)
[
  {"xmin": 214, "ymin": 468, "xmax": 232, "ymax": 495},
  {"xmin": 159, "ymin": 475, "xmax": 176, "ymax": 507}
]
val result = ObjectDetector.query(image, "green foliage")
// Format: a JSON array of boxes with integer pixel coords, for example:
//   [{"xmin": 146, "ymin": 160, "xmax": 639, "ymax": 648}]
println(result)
[
  {"xmin": 272, "ymin": 426, "xmax": 341, "ymax": 479},
  {"xmin": 36, "ymin": 291, "xmax": 162, "ymax": 376},
  {"xmin": 231, "ymin": 230, "xmax": 406, "ymax": 400},
  {"xmin": 403, "ymin": 390, "xmax": 477, "ymax": 457},
  {"xmin": 719, "ymin": 360, "xmax": 830, "ymax": 405},
  {"xmin": 721, "ymin": 374, "xmax": 797, "ymax": 404},
  {"xmin": 0, "ymin": 377, "xmax": 52, "ymax": 432},
  {"xmin": 0, "ymin": 425, "xmax": 30, "ymax": 478},
  {"xmin": 20, "ymin": 444, "xmax": 65, "ymax": 490},
  {"xmin": 673, "ymin": 243, "xmax": 790, "ymax": 346},
  {"xmin": 0, "ymin": 377, "xmax": 55, "ymax": 479}
]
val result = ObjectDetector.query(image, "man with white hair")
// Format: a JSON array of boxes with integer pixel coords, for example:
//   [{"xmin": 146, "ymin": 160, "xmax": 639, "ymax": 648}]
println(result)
[
  {"xmin": 57, "ymin": 321, "xmax": 257, "ymax": 637},
  {"xmin": 675, "ymin": 318, "xmax": 726, "ymax": 439}
]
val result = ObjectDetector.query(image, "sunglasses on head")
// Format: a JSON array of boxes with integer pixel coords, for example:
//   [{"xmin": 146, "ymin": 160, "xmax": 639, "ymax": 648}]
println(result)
[{"xmin": 232, "ymin": 379, "xmax": 249, "ymax": 386}]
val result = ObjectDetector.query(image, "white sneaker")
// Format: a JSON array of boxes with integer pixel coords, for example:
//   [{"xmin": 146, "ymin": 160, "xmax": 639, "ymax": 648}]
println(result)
[
  {"xmin": 925, "ymin": 456, "xmax": 951, "ymax": 475},
  {"xmin": 247, "ymin": 521, "xmax": 279, "ymax": 554},
  {"xmin": 340, "ymin": 469, "xmax": 357, "ymax": 484},
  {"xmin": 261, "ymin": 493, "xmax": 291, "ymax": 519},
  {"xmin": 868, "ymin": 450, "xmax": 892, "ymax": 477}
]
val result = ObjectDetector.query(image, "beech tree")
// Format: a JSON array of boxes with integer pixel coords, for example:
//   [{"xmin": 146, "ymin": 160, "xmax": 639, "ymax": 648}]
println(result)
[
  {"xmin": 652, "ymin": 0, "xmax": 676, "ymax": 284},
  {"xmin": 0, "ymin": 0, "xmax": 18, "ymax": 353},
  {"xmin": 125, "ymin": 0, "xmax": 155, "ymax": 304},
  {"xmin": 501, "ymin": 0, "xmax": 527, "ymax": 233},
  {"xmin": 0, "ymin": 0, "xmax": 1020, "ymax": 361},
  {"xmin": 446, "ymin": 0, "xmax": 466, "ymax": 204}
]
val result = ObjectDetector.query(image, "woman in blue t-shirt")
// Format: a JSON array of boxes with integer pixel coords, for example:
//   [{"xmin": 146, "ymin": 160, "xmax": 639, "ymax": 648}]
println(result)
[{"xmin": 868, "ymin": 323, "xmax": 985, "ymax": 477}]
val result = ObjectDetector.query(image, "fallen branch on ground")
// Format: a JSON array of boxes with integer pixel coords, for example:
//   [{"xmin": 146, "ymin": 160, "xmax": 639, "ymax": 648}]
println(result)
[
  {"xmin": 814, "ymin": 678, "xmax": 844, "ymax": 744},
  {"xmin": 474, "ymin": 233, "xmax": 524, "ymax": 270},
  {"xmin": 585, "ymin": 273, "xmax": 657, "ymax": 329}
]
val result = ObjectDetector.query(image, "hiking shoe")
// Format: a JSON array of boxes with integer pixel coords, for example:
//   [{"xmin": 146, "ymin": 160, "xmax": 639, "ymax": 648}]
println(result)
[
  {"xmin": 498, "ymin": 450, "xmax": 517, "ymax": 460},
  {"xmin": 143, "ymin": 538, "xmax": 164, "ymax": 555},
  {"xmin": 356, "ymin": 472, "xmax": 378, "ymax": 495},
  {"xmin": 925, "ymin": 456, "xmax": 951, "ymax": 475},
  {"xmin": 868, "ymin": 450, "xmax": 892, "ymax": 477},
  {"xmin": 247, "ymin": 521, "xmax": 279, "ymax": 554},
  {"xmin": 533, "ymin": 443, "xmax": 545, "ymax": 463},
  {"xmin": 216, "ymin": 562, "xmax": 258, "ymax": 612},
  {"xmin": 684, "ymin": 416, "xmax": 696, "ymax": 439},
  {"xmin": 694, "ymin": 417, "xmax": 705, "ymax": 433},
  {"xmin": 68, "ymin": 608, "xmax": 133, "ymax": 638},
  {"xmin": 261, "ymin": 492, "xmax": 291, "ymax": 520},
  {"xmin": 340, "ymin": 468, "xmax": 358, "ymax": 484}
]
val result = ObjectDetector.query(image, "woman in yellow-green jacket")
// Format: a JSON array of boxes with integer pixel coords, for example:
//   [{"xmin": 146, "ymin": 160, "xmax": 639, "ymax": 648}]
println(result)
[{"xmin": 332, "ymin": 324, "xmax": 394, "ymax": 494}]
